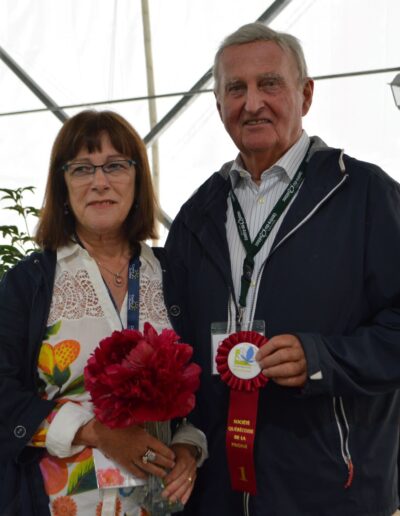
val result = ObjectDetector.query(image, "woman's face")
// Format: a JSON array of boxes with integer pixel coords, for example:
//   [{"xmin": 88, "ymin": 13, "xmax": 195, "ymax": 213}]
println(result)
[{"xmin": 64, "ymin": 131, "xmax": 136, "ymax": 241}]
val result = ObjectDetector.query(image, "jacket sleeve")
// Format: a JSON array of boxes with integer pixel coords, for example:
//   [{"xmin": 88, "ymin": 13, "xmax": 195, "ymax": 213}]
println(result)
[
  {"xmin": 300, "ymin": 170, "xmax": 400, "ymax": 397},
  {"xmin": 0, "ymin": 263, "xmax": 56, "ymax": 463},
  {"xmin": 165, "ymin": 214, "xmax": 207, "ymax": 432},
  {"xmin": 164, "ymin": 214, "xmax": 194, "ymax": 344},
  {"xmin": 171, "ymin": 419, "xmax": 208, "ymax": 467}
]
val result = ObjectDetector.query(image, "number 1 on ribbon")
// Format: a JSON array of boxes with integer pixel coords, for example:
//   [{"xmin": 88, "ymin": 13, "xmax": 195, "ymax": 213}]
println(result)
[{"xmin": 239, "ymin": 466, "xmax": 248, "ymax": 483}]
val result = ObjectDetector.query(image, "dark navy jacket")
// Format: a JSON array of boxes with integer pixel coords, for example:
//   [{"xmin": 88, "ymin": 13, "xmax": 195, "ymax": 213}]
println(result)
[
  {"xmin": 0, "ymin": 247, "xmax": 172, "ymax": 515},
  {"xmin": 164, "ymin": 138, "xmax": 400, "ymax": 516},
  {"xmin": 0, "ymin": 251, "xmax": 56, "ymax": 515}
]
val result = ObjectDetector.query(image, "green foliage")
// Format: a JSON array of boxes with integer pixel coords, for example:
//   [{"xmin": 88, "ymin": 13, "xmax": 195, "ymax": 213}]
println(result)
[{"xmin": 0, "ymin": 187, "xmax": 39, "ymax": 278}]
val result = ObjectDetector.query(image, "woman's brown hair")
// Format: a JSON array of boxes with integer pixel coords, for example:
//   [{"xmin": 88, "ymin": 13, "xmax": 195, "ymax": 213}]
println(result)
[{"xmin": 35, "ymin": 110, "xmax": 157, "ymax": 250}]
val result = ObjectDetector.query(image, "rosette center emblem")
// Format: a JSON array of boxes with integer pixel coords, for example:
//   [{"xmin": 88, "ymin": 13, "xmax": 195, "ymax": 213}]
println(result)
[{"xmin": 227, "ymin": 343, "xmax": 261, "ymax": 380}]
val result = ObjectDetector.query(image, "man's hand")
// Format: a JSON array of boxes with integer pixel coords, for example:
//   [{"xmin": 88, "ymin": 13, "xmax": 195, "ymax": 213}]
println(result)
[{"xmin": 255, "ymin": 334, "xmax": 307, "ymax": 387}]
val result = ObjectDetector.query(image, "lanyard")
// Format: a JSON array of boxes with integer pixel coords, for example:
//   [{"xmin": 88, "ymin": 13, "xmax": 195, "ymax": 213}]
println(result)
[
  {"xmin": 127, "ymin": 255, "xmax": 141, "ymax": 330},
  {"xmin": 230, "ymin": 155, "xmax": 308, "ymax": 311},
  {"xmin": 74, "ymin": 229, "xmax": 142, "ymax": 330}
]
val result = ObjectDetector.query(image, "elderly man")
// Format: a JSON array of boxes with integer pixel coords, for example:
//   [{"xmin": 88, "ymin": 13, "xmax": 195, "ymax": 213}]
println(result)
[{"xmin": 164, "ymin": 22, "xmax": 400, "ymax": 516}]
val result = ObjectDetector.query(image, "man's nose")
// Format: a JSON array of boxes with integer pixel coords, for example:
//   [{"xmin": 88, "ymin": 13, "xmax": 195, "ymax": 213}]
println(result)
[{"xmin": 244, "ymin": 87, "xmax": 264, "ymax": 113}]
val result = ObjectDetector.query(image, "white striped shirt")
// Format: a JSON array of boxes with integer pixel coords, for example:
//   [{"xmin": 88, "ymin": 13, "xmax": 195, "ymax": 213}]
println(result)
[{"xmin": 226, "ymin": 131, "xmax": 310, "ymax": 322}]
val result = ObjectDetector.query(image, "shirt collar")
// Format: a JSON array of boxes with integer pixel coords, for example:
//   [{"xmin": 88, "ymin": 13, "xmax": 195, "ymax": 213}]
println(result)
[
  {"xmin": 139, "ymin": 242, "xmax": 157, "ymax": 273},
  {"xmin": 57, "ymin": 240, "xmax": 157, "ymax": 273},
  {"xmin": 57, "ymin": 240, "xmax": 84, "ymax": 261},
  {"xmin": 229, "ymin": 131, "xmax": 310, "ymax": 187}
]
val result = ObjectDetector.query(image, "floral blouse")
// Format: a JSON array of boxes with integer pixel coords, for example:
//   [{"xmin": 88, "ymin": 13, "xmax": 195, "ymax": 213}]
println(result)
[{"xmin": 31, "ymin": 242, "xmax": 202, "ymax": 516}]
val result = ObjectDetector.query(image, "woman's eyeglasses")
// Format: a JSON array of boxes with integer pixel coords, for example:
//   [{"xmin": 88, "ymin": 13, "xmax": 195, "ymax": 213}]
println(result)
[{"xmin": 62, "ymin": 159, "xmax": 135, "ymax": 184}]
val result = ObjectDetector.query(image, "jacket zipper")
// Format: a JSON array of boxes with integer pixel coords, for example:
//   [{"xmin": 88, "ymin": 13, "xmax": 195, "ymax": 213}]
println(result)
[
  {"xmin": 243, "ymin": 492, "xmax": 250, "ymax": 516},
  {"xmin": 333, "ymin": 396, "xmax": 354, "ymax": 488},
  {"xmin": 249, "ymin": 173, "xmax": 349, "ymax": 322},
  {"xmin": 241, "ymin": 170, "xmax": 349, "ymax": 514}
]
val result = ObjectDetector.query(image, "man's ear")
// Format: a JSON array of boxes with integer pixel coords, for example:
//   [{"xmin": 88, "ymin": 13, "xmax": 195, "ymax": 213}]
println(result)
[
  {"xmin": 302, "ymin": 78, "xmax": 314, "ymax": 116},
  {"xmin": 215, "ymin": 91, "xmax": 223, "ymax": 121}
]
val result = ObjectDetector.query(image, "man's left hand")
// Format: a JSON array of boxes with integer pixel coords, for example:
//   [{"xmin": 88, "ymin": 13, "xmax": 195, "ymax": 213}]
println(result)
[{"xmin": 255, "ymin": 334, "xmax": 307, "ymax": 387}]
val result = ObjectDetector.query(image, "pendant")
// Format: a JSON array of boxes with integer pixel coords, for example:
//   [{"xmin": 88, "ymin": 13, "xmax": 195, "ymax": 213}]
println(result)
[{"xmin": 114, "ymin": 274, "xmax": 123, "ymax": 287}]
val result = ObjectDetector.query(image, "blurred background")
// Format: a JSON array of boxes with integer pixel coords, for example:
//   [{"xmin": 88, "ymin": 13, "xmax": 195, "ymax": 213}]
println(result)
[{"xmin": 1, "ymin": 0, "xmax": 400, "ymax": 245}]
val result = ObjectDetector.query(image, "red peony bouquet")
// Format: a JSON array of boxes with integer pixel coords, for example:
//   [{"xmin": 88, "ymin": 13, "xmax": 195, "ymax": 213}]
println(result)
[{"xmin": 84, "ymin": 323, "xmax": 201, "ymax": 429}]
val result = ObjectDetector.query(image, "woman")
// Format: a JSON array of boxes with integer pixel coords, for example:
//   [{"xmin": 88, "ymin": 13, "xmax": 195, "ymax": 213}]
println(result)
[{"xmin": 0, "ymin": 110, "xmax": 206, "ymax": 516}]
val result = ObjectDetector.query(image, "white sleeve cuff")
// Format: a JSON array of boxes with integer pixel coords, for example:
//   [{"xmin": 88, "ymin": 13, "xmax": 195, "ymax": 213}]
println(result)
[
  {"xmin": 171, "ymin": 420, "xmax": 208, "ymax": 467},
  {"xmin": 309, "ymin": 370, "xmax": 323, "ymax": 380},
  {"xmin": 46, "ymin": 402, "xmax": 94, "ymax": 458}
]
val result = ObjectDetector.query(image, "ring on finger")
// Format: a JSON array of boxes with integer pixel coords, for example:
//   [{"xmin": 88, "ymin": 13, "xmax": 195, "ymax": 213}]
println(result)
[
  {"xmin": 142, "ymin": 448, "xmax": 157, "ymax": 464},
  {"xmin": 187, "ymin": 476, "xmax": 193, "ymax": 484}
]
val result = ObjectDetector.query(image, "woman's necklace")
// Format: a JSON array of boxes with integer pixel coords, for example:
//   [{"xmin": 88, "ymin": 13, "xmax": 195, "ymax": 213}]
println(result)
[
  {"xmin": 72, "ymin": 233, "xmax": 130, "ymax": 288},
  {"xmin": 95, "ymin": 259, "xmax": 128, "ymax": 287}
]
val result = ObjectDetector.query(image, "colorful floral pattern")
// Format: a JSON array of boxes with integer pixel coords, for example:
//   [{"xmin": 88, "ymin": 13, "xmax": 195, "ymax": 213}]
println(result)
[
  {"xmin": 96, "ymin": 468, "xmax": 125, "ymax": 488},
  {"xmin": 40, "ymin": 455, "xmax": 69, "ymax": 496},
  {"xmin": 51, "ymin": 496, "xmax": 77, "ymax": 515},
  {"xmin": 36, "ymin": 320, "xmax": 97, "ymax": 508},
  {"xmin": 96, "ymin": 498, "xmax": 122, "ymax": 516},
  {"xmin": 35, "ymin": 246, "xmax": 174, "ymax": 514},
  {"xmin": 39, "ymin": 448, "xmax": 96, "ymax": 497},
  {"xmin": 33, "ymin": 321, "xmax": 86, "ymax": 447},
  {"xmin": 38, "ymin": 336, "xmax": 80, "ymax": 388}
]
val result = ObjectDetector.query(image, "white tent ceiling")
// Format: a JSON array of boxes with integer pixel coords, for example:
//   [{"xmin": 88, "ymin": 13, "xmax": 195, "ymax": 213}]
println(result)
[{"xmin": 1, "ymin": 0, "xmax": 400, "ymax": 243}]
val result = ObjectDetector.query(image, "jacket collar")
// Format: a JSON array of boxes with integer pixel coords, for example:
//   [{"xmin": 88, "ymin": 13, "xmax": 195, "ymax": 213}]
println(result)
[
  {"xmin": 184, "ymin": 164, "xmax": 233, "ymax": 288},
  {"xmin": 180, "ymin": 137, "xmax": 348, "ymax": 281},
  {"xmin": 272, "ymin": 137, "xmax": 347, "ymax": 251}
]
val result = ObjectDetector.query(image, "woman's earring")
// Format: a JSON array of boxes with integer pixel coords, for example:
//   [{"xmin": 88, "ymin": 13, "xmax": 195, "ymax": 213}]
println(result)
[{"xmin": 64, "ymin": 202, "xmax": 70, "ymax": 215}]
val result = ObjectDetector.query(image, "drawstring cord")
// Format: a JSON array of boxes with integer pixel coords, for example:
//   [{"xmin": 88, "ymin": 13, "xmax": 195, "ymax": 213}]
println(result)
[{"xmin": 333, "ymin": 396, "xmax": 354, "ymax": 488}]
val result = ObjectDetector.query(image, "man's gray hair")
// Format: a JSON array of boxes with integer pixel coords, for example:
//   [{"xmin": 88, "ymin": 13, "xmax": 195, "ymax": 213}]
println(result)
[{"xmin": 213, "ymin": 22, "xmax": 309, "ymax": 92}]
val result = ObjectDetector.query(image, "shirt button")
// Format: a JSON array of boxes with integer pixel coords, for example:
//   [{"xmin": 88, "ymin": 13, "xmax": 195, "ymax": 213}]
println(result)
[
  {"xmin": 14, "ymin": 425, "xmax": 27, "ymax": 438},
  {"xmin": 258, "ymin": 197, "xmax": 265, "ymax": 204},
  {"xmin": 169, "ymin": 305, "xmax": 181, "ymax": 317}
]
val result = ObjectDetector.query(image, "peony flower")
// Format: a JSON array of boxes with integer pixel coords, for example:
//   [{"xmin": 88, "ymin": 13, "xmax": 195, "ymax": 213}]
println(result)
[{"xmin": 84, "ymin": 323, "xmax": 201, "ymax": 429}]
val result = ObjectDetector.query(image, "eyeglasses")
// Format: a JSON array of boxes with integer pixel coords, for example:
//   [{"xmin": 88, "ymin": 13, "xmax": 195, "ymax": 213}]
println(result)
[{"xmin": 62, "ymin": 159, "xmax": 135, "ymax": 184}]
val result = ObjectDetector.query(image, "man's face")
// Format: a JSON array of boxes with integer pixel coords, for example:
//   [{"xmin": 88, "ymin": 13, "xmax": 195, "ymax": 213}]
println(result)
[{"xmin": 216, "ymin": 40, "xmax": 313, "ymax": 174}]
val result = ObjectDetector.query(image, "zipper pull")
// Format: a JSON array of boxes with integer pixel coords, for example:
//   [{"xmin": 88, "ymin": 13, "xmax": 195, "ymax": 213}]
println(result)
[{"xmin": 344, "ymin": 459, "xmax": 354, "ymax": 488}]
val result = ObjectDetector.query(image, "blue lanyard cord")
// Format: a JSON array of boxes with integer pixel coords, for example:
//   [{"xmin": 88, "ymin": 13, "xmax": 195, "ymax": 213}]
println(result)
[
  {"xmin": 73, "ymin": 232, "xmax": 142, "ymax": 329},
  {"xmin": 127, "ymin": 255, "xmax": 141, "ymax": 330}
]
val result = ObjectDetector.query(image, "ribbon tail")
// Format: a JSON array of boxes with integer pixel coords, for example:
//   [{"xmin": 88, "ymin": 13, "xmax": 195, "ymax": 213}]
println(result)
[{"xmin": 226, "ymin": 389, "xmax": 259, "ymax": 495}]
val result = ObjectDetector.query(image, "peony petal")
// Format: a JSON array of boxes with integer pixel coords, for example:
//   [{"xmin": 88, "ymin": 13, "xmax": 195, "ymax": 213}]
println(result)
[{"xmin": 86, "ymin": 325, "xmax": 202, "ymax": 427}]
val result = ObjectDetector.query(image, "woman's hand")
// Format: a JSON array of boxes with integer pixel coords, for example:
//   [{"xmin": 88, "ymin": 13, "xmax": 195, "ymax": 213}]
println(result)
[
  {"xmin": 162, "ymin": 443, "xmax": 198, "ymax": 505},
  {"xmin": 74, "ymin": 419, "xmax": 176, "ymax": 479}
]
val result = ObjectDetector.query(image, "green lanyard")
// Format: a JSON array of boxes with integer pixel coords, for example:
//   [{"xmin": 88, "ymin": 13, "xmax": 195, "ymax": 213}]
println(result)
[{"xmin": 230, "ymin": 155, "xmax": 308, "ymax": 310}]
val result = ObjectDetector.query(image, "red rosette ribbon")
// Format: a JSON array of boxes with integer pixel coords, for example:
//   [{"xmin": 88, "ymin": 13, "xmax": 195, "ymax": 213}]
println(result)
[{"xmin": 216, "ymin": 330, "xmax": 268, "ymax": 495}]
